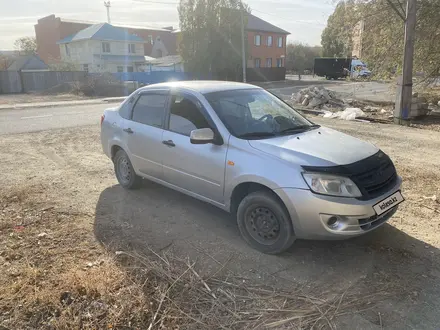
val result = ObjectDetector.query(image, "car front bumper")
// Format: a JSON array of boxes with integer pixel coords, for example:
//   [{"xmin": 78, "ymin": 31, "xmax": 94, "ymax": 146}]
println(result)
[{"xmin": 275, "ymin": 176, "xmax": 402, "ymax": 240}]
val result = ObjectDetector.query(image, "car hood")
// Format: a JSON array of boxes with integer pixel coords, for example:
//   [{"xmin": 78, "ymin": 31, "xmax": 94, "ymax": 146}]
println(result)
[{"xmin": 248, "ymin": 126, "xmax": 379, "ymax": 167}]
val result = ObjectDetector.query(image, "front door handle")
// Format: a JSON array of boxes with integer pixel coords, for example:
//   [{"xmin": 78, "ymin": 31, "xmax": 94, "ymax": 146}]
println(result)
[
  {"xmin": 123, "ymin": 128, "xmax": 134, "ymax": 134},
  {"xmin": 162, "ymin": 140, "xmax": 175, "ymax": 147}
]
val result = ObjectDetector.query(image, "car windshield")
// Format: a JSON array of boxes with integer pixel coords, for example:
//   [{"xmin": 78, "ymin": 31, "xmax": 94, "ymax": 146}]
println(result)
[{"xmin": 204, "ymin": 88, "xmax": 317, "ymax": 139}]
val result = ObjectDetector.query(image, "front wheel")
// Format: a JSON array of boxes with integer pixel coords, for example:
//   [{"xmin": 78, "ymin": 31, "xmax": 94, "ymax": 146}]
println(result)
[
  {"xmin": 237, "ymin": 191, "xmax": 296, "ymax": 254},
  {"xmin": 113, "ymin": 149, "xmax": 142, "ymax": 189}
]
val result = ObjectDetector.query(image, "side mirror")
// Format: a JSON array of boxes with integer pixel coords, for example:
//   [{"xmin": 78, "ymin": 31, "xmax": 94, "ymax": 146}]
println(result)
[{"xmin": 190, "ymin": 128, "xmax": 215, "ymax": 145}]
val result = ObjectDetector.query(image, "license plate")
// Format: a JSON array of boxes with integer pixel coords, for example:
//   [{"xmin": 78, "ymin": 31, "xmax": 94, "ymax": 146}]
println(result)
[{"xmin": 373, "ymin": 191, "xmax": 404, "ymax": 215}]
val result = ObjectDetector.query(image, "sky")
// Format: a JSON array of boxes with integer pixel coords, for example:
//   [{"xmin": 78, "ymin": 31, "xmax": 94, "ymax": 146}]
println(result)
[{"xmin": 0, "ymin": 0, "xmax": 335, "ymax": 50}]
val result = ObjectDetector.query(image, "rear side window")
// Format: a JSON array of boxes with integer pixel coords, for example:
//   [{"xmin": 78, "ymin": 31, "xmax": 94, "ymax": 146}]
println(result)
[
  {"xmin": 132, "ymin": 94, "xmax": 167, "ymax": 128},
  {"xmin": 118, "ymin": 97, "xmax": 134, "ymax": 119}
]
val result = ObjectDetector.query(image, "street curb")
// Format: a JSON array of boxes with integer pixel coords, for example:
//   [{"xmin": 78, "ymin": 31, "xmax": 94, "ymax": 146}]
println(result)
[{"xmin": 0, "ymin": 97, "xmax": 126, "ymax": 111}]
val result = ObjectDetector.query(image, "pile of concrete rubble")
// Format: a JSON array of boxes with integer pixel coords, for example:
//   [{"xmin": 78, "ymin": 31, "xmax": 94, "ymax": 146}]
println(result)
[
  {"xmin": 291, "ymin": 86, "xmax": 345, "ymax": 110},
  {"xmin": 291, "ymin": 86, "xmax": 394, "ymax": 121}
]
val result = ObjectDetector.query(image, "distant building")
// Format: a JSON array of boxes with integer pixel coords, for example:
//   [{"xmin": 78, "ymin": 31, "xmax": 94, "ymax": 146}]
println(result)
[
  {"xmin": 139, "ymin": 55, "xmax": 184, "ymax": 72},
  {"xmin": 352, "ymin": 20, "xmax": 365, "ymax": 59},
  {"xmin": 245, "ymin": 13, "xmax": 290, "ymax": 69},
  {"xmin": 173, "ymin": 13, "xmax": 290, "ymax": 70},
  {"xmin": 6, "ymin": 54, "xmax": 48, "ymax": 72},
  {"xmin": 35, "ymin": 15, "xmax": 177, "ymax": 63},
  {"xmin": 57, "ymin": 23, "xmax": 146, "ymax": 73}
]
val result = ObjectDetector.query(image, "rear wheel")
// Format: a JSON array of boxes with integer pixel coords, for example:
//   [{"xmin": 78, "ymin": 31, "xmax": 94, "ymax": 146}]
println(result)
[
  {"xmin": 237, "ymin": 191, "xmax": 296, "ymax": 254},
  {"xmin": 113, "ymin": 149, "xmax": 142, "ymax": 189}
]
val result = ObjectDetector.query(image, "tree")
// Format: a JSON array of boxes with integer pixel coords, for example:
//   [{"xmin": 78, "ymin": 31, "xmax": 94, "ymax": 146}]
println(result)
[
  {"xmin": 286, "ymin": 43, "xmax": 322, "ymax": 74},
  {"xmin": 324, "ymin": 0, "xmax": 440, "ymax": 79},
  {"xmin": 359, "ymin": 0, "xmax": 440, "ymax": 78},
  {"xmin": 0, "ymin": 55, "xmax": 14, "ymax": 70},
  {"xmin": 321, "ymin": 1, "xmax": 362, "ymax": 57},
  {"xmin": 49, "ymin": 61, "xmax": 78, "ymax": 71},
  {"xmin": 178, "ymin": 0, "xmax": 249, "ymax": 80},
  {"xmin": 14, "ymin": 36, "xmax": 37, "ymax": 55}
]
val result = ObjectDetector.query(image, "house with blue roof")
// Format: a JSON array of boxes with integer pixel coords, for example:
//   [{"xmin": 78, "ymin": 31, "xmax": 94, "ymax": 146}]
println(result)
[{"xmin": 57, "ymin": 23, "xmax": 146, "ymax": 73}]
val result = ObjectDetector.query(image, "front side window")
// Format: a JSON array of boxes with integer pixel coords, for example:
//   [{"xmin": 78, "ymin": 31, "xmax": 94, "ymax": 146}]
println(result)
[
  {"xmin": 204, "ymin": 89, "xmax": 314, "ymax": 139},
  {"xmin": 102, "ymin": 42, "xmax": 111, "ymax": 53},
  {"xmin": 132, "ymin": 94, "xmax": 166, "ymax": 128},
  {"xmin": 254, "ymin": 34, "xmax": 261, "ymax": 46},
  {"xmin": 83, "ymin": 64, "xmax": 89, "ymax": 72},
  {"xmin": 128, "ymin": 44, "xmax": 136, "ymax": 54},
  {"xmin": 168, "ymin": 94, "xmax": 210, "ymax": 136},
  {"xmin": 127, "ymin": 66, "xmax": 134, "ymax": 72},
  {"xmin": 117, "ymin": 66, "xmax": 123, "ymax": 72}
]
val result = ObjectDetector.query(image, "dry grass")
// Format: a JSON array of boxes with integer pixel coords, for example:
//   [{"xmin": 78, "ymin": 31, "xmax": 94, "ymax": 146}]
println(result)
[
  {"xmin": 0, "ymin": 186, "xmax": 396, "ymax": 329},
  {"xmin": 112, "ymin": 250, "xmax": 395, "ymax": 330}
]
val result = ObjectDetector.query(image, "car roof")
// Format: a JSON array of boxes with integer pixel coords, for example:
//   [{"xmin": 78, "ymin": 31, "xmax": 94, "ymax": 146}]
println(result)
[{"xmin": 139, "ymin": 80, "xmax": 261, "ymax": 94}]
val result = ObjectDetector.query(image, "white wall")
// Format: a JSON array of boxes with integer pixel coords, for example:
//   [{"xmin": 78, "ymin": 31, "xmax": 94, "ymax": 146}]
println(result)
[
  {"xmin": 150, "ymin": 36, "xmax": 169, "ymax": 58},
  {"xmin": 59, "ymin": 40, "xmax": 94, "ymax": 69},
  {"xmin": 59, "ymin": 40, "xmax": 145, "ymax": 73},
  {"xmin": 138, "ymin": 62, "xmax": 184, "ymax": 72},
  {"xmin": 89, "ymin": 40, "xmax": 144, "ymax": 56}
]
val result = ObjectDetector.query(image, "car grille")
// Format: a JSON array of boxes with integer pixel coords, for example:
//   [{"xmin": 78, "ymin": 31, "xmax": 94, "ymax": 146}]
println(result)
[
  {"xmin": 302, "ymin": 150, "xmax": 398, "ymax": 201},
  {"xmin": 349, "ymin": 152, "xmax": 398, "ymax": 200}
]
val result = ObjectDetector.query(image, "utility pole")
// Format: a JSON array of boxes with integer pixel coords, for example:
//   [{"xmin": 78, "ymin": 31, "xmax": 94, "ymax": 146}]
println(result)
[
  {"xmin": 394, "ymin": 0, "xmax": 417, "ymax": 125},
  {"xmin": 240, "ymin": 2, "xmax": 246, "ymax": 83},
  {"xmin": 104, "ymin": 1, "xmax": 111, "ymax": 24}
]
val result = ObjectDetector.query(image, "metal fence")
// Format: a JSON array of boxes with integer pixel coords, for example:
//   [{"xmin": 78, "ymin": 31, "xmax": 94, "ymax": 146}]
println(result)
[
  {"xmin": 0, "ymin": 70, "xmax": 87, "ymax": 94},
  {"xmin": 245, "ymin": 67, "xmax": 287, "ymax": 82},
  {"xmin": 112, "ymin": 71, "xmax": 192, "ymax": 85},
  {"xmin": 0, "ymin": 71, "xmax": 21, "ymax": 93},
  {"xmin": 21, "ymin": 71, "xmax": 87, "ymax": 92}
]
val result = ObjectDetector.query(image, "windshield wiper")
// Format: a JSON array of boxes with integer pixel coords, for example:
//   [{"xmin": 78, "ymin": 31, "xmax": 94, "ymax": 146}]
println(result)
[
  {"xmin": 238, "ymin": 132, "xmax": 277, "ymax": 139},
  {"xmin": 279, "ymin": 124, "xmax": 320, "ymax": 135}
]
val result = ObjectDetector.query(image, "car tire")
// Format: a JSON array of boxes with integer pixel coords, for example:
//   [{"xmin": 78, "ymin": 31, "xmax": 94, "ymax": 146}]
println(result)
[
  {"xmin": 113, "ymin": 149, "xmax": 142, "ymax": 189},
  {"xmin": 237, "ymin": 191, "xmax": 296, "ymax": 254}
]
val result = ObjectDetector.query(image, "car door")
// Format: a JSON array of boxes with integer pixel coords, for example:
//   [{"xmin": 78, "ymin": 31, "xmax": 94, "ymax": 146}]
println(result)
[
  {"xmin": 161, "ymin": 91, "xmax": 227, "ymax": 204},
  {"xmin": 124, "ymin": 90, "xmax": 169, "ymax": 180}
]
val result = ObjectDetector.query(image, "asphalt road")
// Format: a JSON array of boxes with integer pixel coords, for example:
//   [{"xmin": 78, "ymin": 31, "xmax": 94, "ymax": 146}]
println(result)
[
  {"xmin": 0, "ymin": 80, "xmax": 395, "ymax": 135},
  {"xmin": 0, "ymin": 103, "xmax": 111, "ymax": 134}
]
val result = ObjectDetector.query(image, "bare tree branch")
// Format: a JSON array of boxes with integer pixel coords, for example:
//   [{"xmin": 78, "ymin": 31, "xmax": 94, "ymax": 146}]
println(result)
[
  {"xmin": 385, "ymin": 0, "xmax": 406, "ymax": 22},
  {"xmin": 396, "ymin": 0, "xmax": 406, "ymax": 15}
]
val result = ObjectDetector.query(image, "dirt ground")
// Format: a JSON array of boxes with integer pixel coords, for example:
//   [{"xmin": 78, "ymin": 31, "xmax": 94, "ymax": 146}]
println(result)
[{"xmin": 0, "ymin": 118, "xmax": 440, "ymax": 329}]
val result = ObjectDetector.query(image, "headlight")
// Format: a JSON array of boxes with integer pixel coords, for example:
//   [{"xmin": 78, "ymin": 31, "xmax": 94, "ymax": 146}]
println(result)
[{"xmin": 302, "ymin": 173, "xmax": 362, "ymax": 198}]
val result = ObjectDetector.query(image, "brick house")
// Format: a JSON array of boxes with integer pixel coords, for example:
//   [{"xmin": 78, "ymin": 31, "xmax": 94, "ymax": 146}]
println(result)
[
  {"xmin": 34, "ymin": 15, "xmax": 177, "ymax": 64},
  {"xmin": 173, "ymin": 13, "xmax": 289, "ymax": 70},
  {"xmin": 245, "ymin": 13, "xmax": 290, "ymax": 69}
]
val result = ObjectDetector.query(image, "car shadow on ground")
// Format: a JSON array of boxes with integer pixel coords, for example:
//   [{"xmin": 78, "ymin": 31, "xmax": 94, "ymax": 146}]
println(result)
[{"xmin": 94, "ymin": 181, "xmax": 440, "ymax": 329}]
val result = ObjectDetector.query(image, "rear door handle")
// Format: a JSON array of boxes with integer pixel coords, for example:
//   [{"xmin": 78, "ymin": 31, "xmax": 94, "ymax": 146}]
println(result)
[
  {"xmin": 123, "ymin": 128, "xmax": 134, "ymax": 134},
  {"xmin": 162, "ymin": 140, "xmax": 175, "ymax": 147}
]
